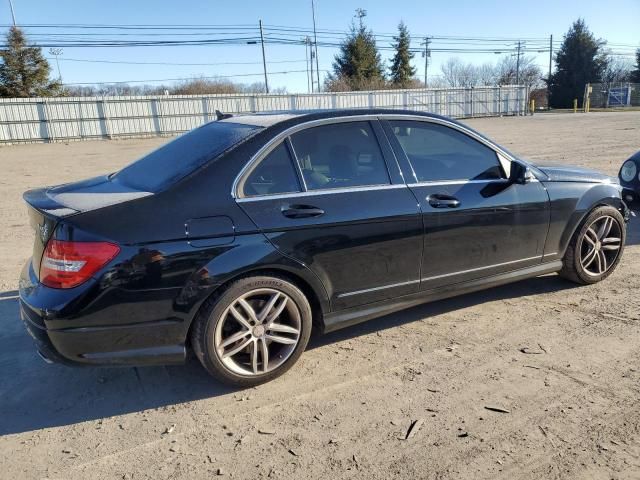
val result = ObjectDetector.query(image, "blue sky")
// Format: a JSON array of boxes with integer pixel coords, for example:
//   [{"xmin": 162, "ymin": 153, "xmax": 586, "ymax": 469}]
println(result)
[{"xmin": 1, "ymin": 0, "xmax": 638, "ymax": 93}]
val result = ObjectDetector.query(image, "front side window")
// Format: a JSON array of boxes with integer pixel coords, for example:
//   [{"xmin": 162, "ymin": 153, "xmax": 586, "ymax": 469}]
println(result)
[
  {"xmin": 242, "ymin": 142, "xmax": 301, "ymax": 197},
  {"xmin": 290, "ymin": 121, "xmax": 390, "ymax": 190},
  {"xmin": 389, "ymin": 121, "xmax": 503, "ymax": 182}
]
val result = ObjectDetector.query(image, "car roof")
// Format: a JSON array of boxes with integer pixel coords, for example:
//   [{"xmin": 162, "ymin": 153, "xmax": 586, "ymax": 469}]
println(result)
[{"xmin": 219, "ymin": 109, "xmax": 457, "ymax": 128}]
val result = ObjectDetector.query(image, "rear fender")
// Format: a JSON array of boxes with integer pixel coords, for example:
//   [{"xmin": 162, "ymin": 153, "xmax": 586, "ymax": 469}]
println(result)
[{"xmin": 177, "ymin": 233, "xmax": 331, "ymax": 326}]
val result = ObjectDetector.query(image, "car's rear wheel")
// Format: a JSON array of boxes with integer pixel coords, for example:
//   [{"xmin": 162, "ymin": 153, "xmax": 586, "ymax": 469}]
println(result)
[
  {"xmin": 191, "ymin": 275, "xmax": 312, "ymax": 387},
  {"xmin": 560, "ymin": 206, "xmax": 625, "ymax": 284}
]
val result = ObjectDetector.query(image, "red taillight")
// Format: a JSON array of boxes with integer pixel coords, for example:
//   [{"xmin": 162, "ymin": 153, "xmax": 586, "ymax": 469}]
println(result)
[{"xmin": 40, "ymin": 240, "xmax": 120, "ymax": 289}]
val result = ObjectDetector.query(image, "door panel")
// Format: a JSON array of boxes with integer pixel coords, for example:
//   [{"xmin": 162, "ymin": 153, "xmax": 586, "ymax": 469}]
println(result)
[
  {"xmin": 237, "ymin": 119, "xmax": 423, "ymax": 311},
  {"xmin": 410, "ymin": 180, "xmax": 550, "ymax": 290},
  {"xmin": 238, "ymin": 187, "xmax": 422, "ymax": 310},
  {"xmin": 382, "ymin": 118, "xmax": 550, "ymax": 290}
]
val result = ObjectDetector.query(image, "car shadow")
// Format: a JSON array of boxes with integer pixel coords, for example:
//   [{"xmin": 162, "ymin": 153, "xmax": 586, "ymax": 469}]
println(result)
[
  {"xmin": 0, "ymin": 291, "xmax": 237, "ymax": 436},
  {"xmin": 309, "ymin": 274, "xmax": 576, "ymax": 349},
  {"xmin": 0, "ymin": 271, "xmax": 581, "ymax": 437}
]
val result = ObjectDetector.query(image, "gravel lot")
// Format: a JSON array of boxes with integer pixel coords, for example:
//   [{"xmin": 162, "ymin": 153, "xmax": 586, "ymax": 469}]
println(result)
[{"xmin": 1, "ymin": 112, "xmax": 639, "ymax": 480}]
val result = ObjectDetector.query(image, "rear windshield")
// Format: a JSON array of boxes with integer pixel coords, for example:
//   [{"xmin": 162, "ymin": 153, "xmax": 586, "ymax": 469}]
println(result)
[{"xmin": 113, "ymin": 121, "xmax": 261, "ymax": 192}]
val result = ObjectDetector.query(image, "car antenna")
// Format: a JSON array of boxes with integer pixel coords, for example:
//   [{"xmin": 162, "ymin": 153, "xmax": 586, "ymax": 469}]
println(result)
[{"xmin": 215, "ymin": 110, "xmax": 233, "ymax": 121}]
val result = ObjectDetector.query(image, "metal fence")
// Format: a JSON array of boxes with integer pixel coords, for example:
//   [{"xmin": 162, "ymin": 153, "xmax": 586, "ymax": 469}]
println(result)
[
  {"xmin": 584, "ymin": 82, "xmax": 640, "ymax": 109},
  {"xmin": 0, "ymin": 85, "xmax": 528, "ymax": 144}
]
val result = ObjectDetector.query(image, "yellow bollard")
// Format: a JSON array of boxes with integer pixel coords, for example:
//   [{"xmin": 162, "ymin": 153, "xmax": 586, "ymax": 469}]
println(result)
[
  {"xmin": 573, "ymin": 98, "xmax": 577, "ymax": 113},
  {"xmin": 530, "ymin": 99, "xmax": 535, "ymax": 115}
]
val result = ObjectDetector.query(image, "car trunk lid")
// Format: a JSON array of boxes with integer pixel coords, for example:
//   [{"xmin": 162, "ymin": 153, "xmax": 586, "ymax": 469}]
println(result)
[
  {"xmin": 23, "ymin": 176, "xmax": 151, "ymax": 279},
  {"xmin": 24, "ymin": 188, "xmax": 69, "ymax": 278}
]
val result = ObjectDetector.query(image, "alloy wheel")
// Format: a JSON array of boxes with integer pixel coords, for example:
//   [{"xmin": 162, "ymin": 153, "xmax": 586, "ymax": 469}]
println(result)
[
  {"xmin": 214, "ymin": 288, "xmax": 301, "ymax": 376},
  {"xmin": 579, "ymin": 215, "xmax": 622, "ymax": 277}
]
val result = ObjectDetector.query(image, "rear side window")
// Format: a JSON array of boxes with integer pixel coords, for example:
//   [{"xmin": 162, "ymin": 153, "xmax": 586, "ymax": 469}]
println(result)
[
  {"xmin": 389, "ymin": 121, "xmax": 503, "ymax": 182},
  {"xmin": 290, "ymin": 121, "xmax": 390, "ymax": 190},
  {"xmin": 113, "ymin": 121, "xmax": 260, "ymax": 192},
  {"xmin": 243, "ymin": 142, "xmax": 301, "ymax": 197}
]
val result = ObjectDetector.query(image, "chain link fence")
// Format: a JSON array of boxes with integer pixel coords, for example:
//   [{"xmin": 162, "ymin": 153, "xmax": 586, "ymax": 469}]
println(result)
[
  {"xmin": 0, "ymin": 85, "xmax": 528, "ymax": 144},
  {"xmin": 584, "ymin": 83, "xmax": 640, "ymax": 109}
]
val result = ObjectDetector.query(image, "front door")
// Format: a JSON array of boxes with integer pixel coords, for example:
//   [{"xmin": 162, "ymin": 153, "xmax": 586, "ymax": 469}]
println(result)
[
  {"xmin": 236, "ymin": 120, "xmax": 423, "ymax": 310},
  {"xmin": 383, "ymin": 119, "xmax": 550, "ymax": 290}
]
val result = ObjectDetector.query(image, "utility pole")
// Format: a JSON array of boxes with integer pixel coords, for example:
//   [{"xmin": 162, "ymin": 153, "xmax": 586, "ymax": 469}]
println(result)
[
  {"xmin": 311, "ymin": 0, "xmax": 320, "ymax": 92},
  {"xmin": 548, "ymin": 34, "xmax": 553, "ymax": 83},
  {"xmin": 515, "ymin": 40, "xmax": 522, "ymax": 86},
  {"xmin": 258, "ymin": 20, "xmax": 269, "ymax": 94},
  {"xmin": 303, "ymin": 37, "xmax": 311, "ymax": 93},
  {"xmin": 422, "ymin": 37, "xmax": 431, "ymax": 87},
  {"xmin": 547, "ymin": 34, "xmax": 553, "ymax": 109},
  {"xmin": 8, "ymin": 0, "xmax": 16, "ymax": 26},
  {"xmin": 354, "ymin": 8, "xmax": 367, "ymax": 29},
  {"xmin": 308, "ymin": 37, "xmax": 315, "ymax": 93},
  {"xmin": 49, "ymin": 48, "xmax": 63, "ymax": 81}
]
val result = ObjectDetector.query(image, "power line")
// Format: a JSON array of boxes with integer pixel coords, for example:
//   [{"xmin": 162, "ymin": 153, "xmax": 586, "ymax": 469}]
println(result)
[
  {"xmin": 46, "ymin": 57, "xmax": 308, "ymax": 66},
  {"xmin": 4, "ymin": 22, "xmax": 638, "ymax": 48},
  {"xmin": 61, "ymin": 69, "xmax": 331, "ymax": 86}
]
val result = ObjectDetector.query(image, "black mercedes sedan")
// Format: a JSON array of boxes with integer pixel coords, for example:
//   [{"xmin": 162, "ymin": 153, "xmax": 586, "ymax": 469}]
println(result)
[{"xmin": 19, "ymin": 109, "xmax": 628, "ymax": 386}]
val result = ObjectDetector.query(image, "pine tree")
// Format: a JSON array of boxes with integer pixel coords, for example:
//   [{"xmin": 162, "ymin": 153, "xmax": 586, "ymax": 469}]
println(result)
[
  {"xmin": 631, "ymin": 49, "xmax": 640, "ymax": 83},
  {"xmin": 327, "ymin": 9, "xmax": 385, "ymax": 91},
  {"xmin": 0, "ymin": 27, "xmax": 61, "ymax": 97},
  {"xmin": 547, "ymin": 19, "xmax": 608, "ymax": 108},
  {"xmin": 389, "ymin": 22, "xmax": 416, "ymax": 88}
]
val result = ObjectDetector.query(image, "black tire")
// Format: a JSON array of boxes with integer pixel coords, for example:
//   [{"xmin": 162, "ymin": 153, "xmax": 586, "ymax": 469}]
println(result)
[
  {"xmin": 559, "ymin": 206, "xmax": 625, "ymax": 285},
  {"xmin": 190, "ymin": 274, "xmax": 312, "ymax": 387}
]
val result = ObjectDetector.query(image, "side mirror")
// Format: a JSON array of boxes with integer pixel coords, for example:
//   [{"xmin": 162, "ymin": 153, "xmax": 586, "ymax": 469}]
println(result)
[{"xmin": 509, "ymin": 161, "xmax": 534, "ymax": 185}]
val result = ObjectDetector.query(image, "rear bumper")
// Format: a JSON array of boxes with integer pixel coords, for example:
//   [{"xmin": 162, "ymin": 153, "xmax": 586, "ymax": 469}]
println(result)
[
  {"xmin": 19, "ymin": 261, "xmax": 187, "ymax": 367},
  {"xmin": 20, "ymin": 301, "xmax": 76, "ymax": 365}
]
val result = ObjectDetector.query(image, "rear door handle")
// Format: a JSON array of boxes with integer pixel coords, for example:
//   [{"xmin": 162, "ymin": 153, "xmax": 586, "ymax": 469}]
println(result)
[
  {"xmin": 281, "ymin": 204, "xmax": 325, "ymax": 219},
  {"xmin": 427, "ymin": 194, "xmax": 460, "ymax": 209}
]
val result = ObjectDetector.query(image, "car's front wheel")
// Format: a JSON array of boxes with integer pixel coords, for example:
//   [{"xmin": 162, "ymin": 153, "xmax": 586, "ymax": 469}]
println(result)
[
  {"xmin": 560, "ymin": 206, "xmax": 625, "ymax": 284},
  {"xmin": 191, "ymin": 275, "xmax": 312, "ymax": 387}
]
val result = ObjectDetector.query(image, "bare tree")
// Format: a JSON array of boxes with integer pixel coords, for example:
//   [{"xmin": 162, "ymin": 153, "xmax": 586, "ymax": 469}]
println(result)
[
  {"xmin": 62, "ymin": 77, "xmax": 287, "ymax": 97},
  {"xmin": 495, "ymin": 55, "xmax": 543, "ymax": 88},
  {"xmin": 440, "ymin": 58, "xmax": 499, "ymax": 88},
  {"xmin": 477, "ymin": 62, "xmax": 498, "ymax": 86},
  {"xmin": 440, "ymin": 58, "xmax": 477, "ymax": 87},
  {"xmin": 601, "ymin": 56, "xmax": 633, "ymax": 84}
]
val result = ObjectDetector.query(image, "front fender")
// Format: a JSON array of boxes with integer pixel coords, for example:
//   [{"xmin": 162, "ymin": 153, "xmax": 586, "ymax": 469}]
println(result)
[{"xmin": 543, "ymin": 181, "xmax": 625, "ymax": 259}]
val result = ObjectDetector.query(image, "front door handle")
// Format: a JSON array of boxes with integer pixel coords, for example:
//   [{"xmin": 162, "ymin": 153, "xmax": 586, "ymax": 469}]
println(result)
[
  {"xmin": 427, "ymin": 194, "xmax": 460, "ymax": 209},
  {"xmin": 281, "ymin": 204, "xmax": 325, "ymax": 219}
]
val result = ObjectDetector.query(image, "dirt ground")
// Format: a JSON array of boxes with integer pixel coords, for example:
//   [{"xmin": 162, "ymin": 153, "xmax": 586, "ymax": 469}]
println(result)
[{"xmin": 1, "ymin": 112, "xmax": 639, "ymax": 480}]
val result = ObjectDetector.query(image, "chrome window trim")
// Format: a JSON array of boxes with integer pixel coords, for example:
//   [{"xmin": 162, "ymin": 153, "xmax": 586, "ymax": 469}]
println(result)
[
  {"xmin": 407, "ymin": 178, "xmax": 510, "ymax": 188},
  {"xmin": 407, "ymin": 177, "xmax": 538, "ymax": 187},
  {"xmin": 497, "ymin": 152, "xmax": 512, "ymax": 178},
  {"xmin": 381, "ymin": 114, "xmax": 517, "ymax": 164},
  {"xmin": 236, "ymin": 183, "xmax": 406, "ymax": 203},
  {"xmin": 232, "ymin": 113, "xmax": 518, "ymax": 199},
  {"xmin": 235, "ymin": 138, "xmax": 303, "ymax": 200},
  {"xmin": 337, "ymin": 279, "xmax": 420, "ymax": 298},
  {"xmin": 385, "ymin": 117, "xmax": 511, "ymax": 183},
  {"xmin": 285, "ymin": 137, "xmax": 308, "ymax": 192},
  {"xmin": 233, "ymin": 115, "xmax": 381, "ymax": 199},
  {"xmin": 421, "ymin": 255, "xmax": 541, "ymax": 282}
]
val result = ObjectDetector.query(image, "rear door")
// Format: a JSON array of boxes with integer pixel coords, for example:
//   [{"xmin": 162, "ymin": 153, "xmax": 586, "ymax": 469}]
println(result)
[
  {"xmin": 236, "ymin": 118, "xmax": 423, "ymax": 311},
  {"xmin": 382, "ymin": 118, "xmax": 550, "ymax": 290}
]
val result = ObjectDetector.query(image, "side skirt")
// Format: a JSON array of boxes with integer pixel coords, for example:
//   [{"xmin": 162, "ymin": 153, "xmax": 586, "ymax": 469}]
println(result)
[{"xmin": 322, "ymin": 260, "xmax": 563, "ymax": 333}]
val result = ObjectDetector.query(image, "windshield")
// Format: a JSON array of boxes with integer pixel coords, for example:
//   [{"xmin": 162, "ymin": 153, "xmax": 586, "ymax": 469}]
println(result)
[{"xmin": 113, "ymin": 121, "xmax": 261, "ymax": 192}]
